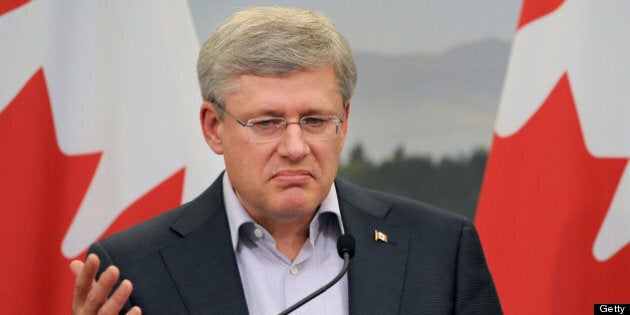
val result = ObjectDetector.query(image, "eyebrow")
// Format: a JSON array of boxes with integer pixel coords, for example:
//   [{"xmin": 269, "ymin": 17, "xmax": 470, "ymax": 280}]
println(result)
[{"xmin": 244, "ymin": 106, "xmax": 338, "ymax": 118}]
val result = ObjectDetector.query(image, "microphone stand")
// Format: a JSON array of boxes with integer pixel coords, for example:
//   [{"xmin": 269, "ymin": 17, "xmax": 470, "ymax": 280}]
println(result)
[{"xmin": 278, "ymin": 251, "xmax": 352, "ymax": 315}]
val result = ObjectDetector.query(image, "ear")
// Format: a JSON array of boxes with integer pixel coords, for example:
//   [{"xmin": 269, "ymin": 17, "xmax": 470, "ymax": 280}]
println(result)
[
  {"xmin": 340, "ymin": 100, "xmax": 350, "ymax": 138},
  {"xmin": 337, "ymin": 101, "xmax": 351, "ymax": 152},
  {"xmin": 200, "ymin": 101, "xmax": 224, "ymax": 154}
]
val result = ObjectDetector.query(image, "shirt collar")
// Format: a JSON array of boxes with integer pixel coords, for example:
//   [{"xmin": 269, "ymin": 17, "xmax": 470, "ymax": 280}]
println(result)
[{"xmin": 222, "ymin": 173, "xmax": 345, "ymax": 251}]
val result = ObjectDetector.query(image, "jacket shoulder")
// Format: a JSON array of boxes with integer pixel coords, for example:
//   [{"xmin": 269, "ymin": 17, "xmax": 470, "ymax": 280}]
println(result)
[
  {"xmin": 95, "ymin": 175, "xmax": 224, "ymax": 255},
  {"xmin": 336, "ymin": 177, "xmax": 471, "ymax": 232}
]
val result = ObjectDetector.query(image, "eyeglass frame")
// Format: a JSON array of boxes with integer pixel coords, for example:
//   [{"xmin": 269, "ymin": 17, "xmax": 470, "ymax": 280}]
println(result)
[{"xmin": 212, "ymin": 100, "xmax": 347, "ymax": 143}]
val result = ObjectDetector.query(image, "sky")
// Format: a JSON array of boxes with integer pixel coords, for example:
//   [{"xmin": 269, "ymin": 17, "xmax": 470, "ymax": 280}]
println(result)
[
  {"xmin": 185, "ymin": 1, "xmax": 523, "ymax": 160},
  {"xmin": 187, "ymin": 0, "xmax": 522, "ymax": 55}
]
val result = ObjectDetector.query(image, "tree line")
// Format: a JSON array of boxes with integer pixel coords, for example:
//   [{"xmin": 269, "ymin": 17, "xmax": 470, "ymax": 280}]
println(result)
[{"xmin": 338, "ymin": 143, "xmax": 488, "ymax": 219}]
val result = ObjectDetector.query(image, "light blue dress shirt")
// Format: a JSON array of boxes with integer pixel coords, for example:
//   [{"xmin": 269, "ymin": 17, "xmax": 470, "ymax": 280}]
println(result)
[{"xmin": 223, "ymin": 174, "xmax": 349, "ymax": 315}]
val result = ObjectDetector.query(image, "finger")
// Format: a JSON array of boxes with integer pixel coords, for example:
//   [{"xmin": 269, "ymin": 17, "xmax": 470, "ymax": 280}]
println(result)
[
  {"xmin": 127, "ymin": 306, "xmax": 142, "ymax": 315},
  {"xmin": 84, "ymin": 265, "xmax": 121, "ymax": 313},
  {"xmin": 70, "ymin": 260, "xmax": 86, "ymax": 314},
  {"xmin": 69, "ymin": 260, "xmax": 84, "ymax": 278},
  {"xmin": 72, "ymin": 254, "xmax": 100, "ymax": 306},
  {"xmin": 99, "ymin": 279, "xmax": 135, "ymax": 314}
]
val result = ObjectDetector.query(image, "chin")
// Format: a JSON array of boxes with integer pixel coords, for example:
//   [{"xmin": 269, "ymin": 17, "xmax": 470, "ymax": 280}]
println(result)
[{"xmin": 274, "ymin": 191, "xmax": 321, "ymax": 214}]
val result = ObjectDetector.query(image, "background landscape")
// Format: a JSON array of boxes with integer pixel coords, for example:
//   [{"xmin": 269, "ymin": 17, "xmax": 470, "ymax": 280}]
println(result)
[{"xmin": 188, "ymin": 1, "xmax": 521, "ymax": 217}]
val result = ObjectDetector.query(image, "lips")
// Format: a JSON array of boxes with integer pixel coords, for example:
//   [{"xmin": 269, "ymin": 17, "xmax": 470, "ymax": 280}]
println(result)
[{"xmin": 272, "ymin": 169, "xmax": 313, "ymax": 184}]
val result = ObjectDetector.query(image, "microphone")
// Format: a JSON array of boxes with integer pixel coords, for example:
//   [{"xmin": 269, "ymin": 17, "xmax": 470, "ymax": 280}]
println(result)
[{"xmin": 278, "ymin": 234, "xmax": 355, "ymax": 315}]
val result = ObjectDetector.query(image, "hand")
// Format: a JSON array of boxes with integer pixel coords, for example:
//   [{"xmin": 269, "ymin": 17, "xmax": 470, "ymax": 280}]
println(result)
[{"xmin": 70, "ymin": 253, "xmax": 141, "ymax": 315}]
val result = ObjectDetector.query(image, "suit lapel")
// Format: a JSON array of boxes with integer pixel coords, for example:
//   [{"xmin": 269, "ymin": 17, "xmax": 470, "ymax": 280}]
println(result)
[
  {"xmin": 336, "ymin": 179, "xmax": 410, "ymax": 315},
  {"xmin": 160, "ymin": 175, "xmax": 249, "ymax": 314},
  {"xmin": 156, "ymin": 175, "xmax": 410, "ymax": 314}
]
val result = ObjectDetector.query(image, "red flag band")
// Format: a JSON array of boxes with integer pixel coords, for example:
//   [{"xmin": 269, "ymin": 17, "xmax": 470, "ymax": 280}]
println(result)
[
  {"xmin": 476, "ymin": 1, "xmax": 630, "ymax": 314},
  {"xmin": 0, "ymin": 2, "xmax": 222, "ymax": 313}
]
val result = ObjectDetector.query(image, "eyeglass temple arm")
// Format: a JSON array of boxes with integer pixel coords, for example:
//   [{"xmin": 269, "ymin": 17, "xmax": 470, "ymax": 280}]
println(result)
[{"xmin": 212, "ymin": 100, "xmax": 249, "ymax": 127}]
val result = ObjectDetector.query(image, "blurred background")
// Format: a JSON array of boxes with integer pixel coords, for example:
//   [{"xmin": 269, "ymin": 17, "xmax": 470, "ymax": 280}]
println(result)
[
  {"xmin": 4, "ymin": 2, "xmax": 626, "ymax": 313},
  {"xmin": 188, "ymin": 0, "xmax": 522, "ymax": 218}
]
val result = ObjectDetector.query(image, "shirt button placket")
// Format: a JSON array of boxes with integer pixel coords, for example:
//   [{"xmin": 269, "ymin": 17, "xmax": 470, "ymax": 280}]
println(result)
[
  {"xmin": 285, "ymin": 263, "xmax": 302, "ymax": 310},
  {"xmin": 254, "ymin": 228, "xmax": 264, "ymax": 238}
]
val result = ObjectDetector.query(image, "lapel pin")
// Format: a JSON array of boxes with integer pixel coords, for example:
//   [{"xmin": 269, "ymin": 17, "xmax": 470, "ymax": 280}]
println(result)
[{"xmin": 374, "ymin": 230, "xmax": 388, "ymax": 243}]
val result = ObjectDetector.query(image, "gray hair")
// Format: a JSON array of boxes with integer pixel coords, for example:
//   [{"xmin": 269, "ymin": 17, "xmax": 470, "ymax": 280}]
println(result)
[{"xmin": 197, "ymin": 7, "xmax": 357, "ymax": 107}]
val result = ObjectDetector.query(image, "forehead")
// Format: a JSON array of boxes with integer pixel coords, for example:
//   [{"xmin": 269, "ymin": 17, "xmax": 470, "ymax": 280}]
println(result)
[{"xmin": 225, "ymin": 66, "xmax": 342, "ymax": 113}]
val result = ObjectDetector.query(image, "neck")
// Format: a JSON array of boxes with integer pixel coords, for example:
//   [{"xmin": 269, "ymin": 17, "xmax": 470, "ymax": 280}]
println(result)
[{"xmin": 256, "ymin": 214, "xmax": 312, "ymax": 261}]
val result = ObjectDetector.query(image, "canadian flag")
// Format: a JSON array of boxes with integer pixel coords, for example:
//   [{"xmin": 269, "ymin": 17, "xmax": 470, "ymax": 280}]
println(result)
[
  {"xmin": 0, "ymin": 1, "xmax": 222, "ymax": 313},
  {"xmin": 475, "ymin": 0, "xmax": 630, "ymax": 314}
]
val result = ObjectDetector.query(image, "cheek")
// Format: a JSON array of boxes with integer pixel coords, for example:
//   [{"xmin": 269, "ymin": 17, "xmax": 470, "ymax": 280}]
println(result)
[
  {"xmin": 312, "ymin": 142, "xmax": 343, "ymax": 173},
  {"xmin": 225, "ymin": 143, "xmax": 275, "ymax": 175}
]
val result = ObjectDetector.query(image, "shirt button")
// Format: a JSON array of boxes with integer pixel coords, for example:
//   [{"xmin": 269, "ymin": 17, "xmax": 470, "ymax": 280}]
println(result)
[
  {"xmin": 254, "ymin": 228, "xmax": 264, "ymax": 238},
  {"xmin": 290, "ymin": 266, "xmax": 299, "ymax": 275}
]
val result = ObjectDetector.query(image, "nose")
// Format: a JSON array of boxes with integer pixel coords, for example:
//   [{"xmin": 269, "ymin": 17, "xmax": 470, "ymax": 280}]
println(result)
[{"xmin": 277, "ymin": 122, "xmax": 310, "ymax": 161}]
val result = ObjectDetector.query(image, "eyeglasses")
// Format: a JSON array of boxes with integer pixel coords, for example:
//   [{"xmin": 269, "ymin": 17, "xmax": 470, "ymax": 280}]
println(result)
[{"xmin": 214, "ymin": 101, "xmax": 345, "ymax": 143}]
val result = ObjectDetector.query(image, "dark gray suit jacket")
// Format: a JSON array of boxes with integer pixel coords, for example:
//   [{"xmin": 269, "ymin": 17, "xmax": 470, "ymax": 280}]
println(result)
[{"xmin": 90, "ymin": 174, "xmax": 501, "ymax": 314}]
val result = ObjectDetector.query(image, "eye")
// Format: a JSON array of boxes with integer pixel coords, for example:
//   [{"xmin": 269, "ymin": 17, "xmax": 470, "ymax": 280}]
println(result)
[
  {"xmin": 301, "ymin": 116, "xmax": 326, "ymax": 127},
  {"xmin": 250, "ymin": 118, "xmax": 284, "ymax": 129}
]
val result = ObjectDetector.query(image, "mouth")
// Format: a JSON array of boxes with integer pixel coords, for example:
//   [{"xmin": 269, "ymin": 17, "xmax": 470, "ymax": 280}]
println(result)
[{"xmin": 272, "ymin": 169, "xmax": 313, "ymax": 185}]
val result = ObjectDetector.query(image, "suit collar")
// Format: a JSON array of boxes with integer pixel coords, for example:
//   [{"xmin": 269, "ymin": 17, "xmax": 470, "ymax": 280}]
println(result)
[
  {"xmin": 335, "ymin": 178, "xmax": 411, "ymax": 315},
  {"xmin": 159, "ymin": 175, "xmax": 410, "ymax": 314},
  {"xmin": 161, "ymin": 173, "xmax": 249, "ymax": 314}
]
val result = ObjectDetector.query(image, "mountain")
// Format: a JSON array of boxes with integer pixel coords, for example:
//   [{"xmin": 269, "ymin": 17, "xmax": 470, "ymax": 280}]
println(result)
[{"xmin": 345, "ymin": 38, "xmax": 511, "ymax": 161}]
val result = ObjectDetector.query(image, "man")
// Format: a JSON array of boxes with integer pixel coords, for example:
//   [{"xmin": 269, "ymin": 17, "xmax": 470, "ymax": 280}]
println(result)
[{"xmin": 71, "ymin": 7, "xmax": 501, "ymax": 314}]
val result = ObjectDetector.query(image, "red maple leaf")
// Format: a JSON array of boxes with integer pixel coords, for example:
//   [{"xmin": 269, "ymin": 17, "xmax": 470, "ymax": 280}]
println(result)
[
  {"xmin": 476, "ymin": 74, "xmax": 629, "ymax": 314},
  {"xmin": 0, "ymin": 69, "xmax": 185, "ymax": 313},
  {"xmin": 0, "ymin": 0, "xmax": 29, "ymax": 16},
  {"xmin": 517, "ymin": 0, "xmax": 565, "ymax": 30}
]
